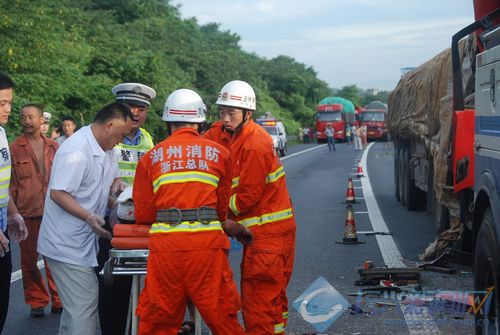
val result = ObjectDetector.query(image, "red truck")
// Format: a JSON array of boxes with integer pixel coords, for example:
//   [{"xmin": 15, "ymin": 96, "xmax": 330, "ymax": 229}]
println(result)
[
  {"xmin": 359, "ymin": 101, "xmax": 388, "ymax": 141},
  {"xmin": 315, "ymin": 98, "xmax": 355, "ymax": 143}
]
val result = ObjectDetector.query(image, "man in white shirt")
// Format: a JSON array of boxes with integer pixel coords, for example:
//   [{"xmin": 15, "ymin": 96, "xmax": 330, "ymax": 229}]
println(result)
[{"xmin": 38, "ymin": 103, "xmax": 133, "ymax": 335}]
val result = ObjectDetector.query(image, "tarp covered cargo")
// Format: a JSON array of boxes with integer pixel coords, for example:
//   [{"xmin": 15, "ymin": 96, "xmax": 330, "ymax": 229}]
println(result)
[
  {"xmin": 318, "ymin": 96, "xmax": 355, "ymax": 114},
  {"xmin": 364, "ymin": 101, "xmax": 387, "ymax": 111},
  {"xmin": 388, "ymin": 35, "xmax": 477, "ymax": 260}
]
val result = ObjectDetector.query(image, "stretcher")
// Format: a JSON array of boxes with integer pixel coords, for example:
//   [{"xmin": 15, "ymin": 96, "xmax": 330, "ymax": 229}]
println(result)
[{"xmin": 100, "ymin": 224, "xmax": 202, "ymax": 335}]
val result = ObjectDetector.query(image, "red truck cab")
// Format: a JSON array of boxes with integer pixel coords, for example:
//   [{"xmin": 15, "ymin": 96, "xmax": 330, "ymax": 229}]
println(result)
[
  {"xmin": 359, "ymin": 109, "xmax": 388, "ymax": 140},
  {"xmin": 315, "ymin": 104, "xmax": 347, "ymax": 142}
]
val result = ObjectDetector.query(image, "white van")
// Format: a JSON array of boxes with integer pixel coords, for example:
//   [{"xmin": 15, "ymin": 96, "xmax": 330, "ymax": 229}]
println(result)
[{"xmin": 257, "ymin": 118, "xmax": 287, "ymax": 157}]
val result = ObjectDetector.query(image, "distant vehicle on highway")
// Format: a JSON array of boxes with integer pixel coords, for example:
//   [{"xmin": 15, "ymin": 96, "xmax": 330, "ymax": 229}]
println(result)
[
  {"xmin": 359, "ymin": 101, "xmax": 388, "ymax": 141},
  {"xmin": 316, "ymin": 96, "xmax": 355, "ymax": 143},
  {"xmin": 256, "ymin": 117, "xmax": 287, "ymax": 157}
]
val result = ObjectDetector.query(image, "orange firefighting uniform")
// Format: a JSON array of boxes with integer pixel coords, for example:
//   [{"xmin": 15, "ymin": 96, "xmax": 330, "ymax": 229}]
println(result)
[
  {"xmin": 205, "ymin": 119, "xmax": 296, "ymax": 335},
  {"xmin": 133, "ymin": 128, "xmax": 244, "ymax": 335}
]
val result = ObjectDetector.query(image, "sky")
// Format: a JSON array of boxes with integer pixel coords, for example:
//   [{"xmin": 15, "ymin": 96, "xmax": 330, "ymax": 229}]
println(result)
[{"xmin": 174, "ymin": 0, "xmax": 475, "ymax": 91}]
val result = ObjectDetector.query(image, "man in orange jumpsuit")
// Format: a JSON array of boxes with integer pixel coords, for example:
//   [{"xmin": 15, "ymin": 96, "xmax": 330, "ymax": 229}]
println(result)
[
  {"xmin": 133, "ymin": 88, "xmax": 249, "ymax": 335},
  {"xmin": 205, "ymin": 80, "xmax": 296, "ymax": 335}
]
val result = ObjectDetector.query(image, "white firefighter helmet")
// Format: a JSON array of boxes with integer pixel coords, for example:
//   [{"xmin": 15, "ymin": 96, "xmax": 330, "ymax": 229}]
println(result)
[
  {"xmin": 162, "ymin": 89, "xmax": 206, "ymax": 123},
  {"xmin": 43, "ymin": 112, "xmax": 52, "ymax": 123},
  {"xmin": 117, "ymin": 186, "xmax": 134, "ymax": 221},
  {"xmin": 215, "ymin": 80, "xmax": 256, "ymax": 111}
]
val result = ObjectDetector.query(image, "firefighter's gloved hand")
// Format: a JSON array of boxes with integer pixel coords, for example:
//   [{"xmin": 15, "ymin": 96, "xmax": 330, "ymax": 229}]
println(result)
[
  {"xmin": 8, "ymin": 213, "xmax": 28, "ymax": 242},
  {"xmin": 110, "ymin": 180, "xmax": 128, "ymax": 197},
  {"xmin": 222, "ymin": 220, "xmax": 253, "ymax": 246},
  {"xmin": 0, "ymin": 230, "xmax": 9, "ymax": 257},
  {"xmin": 85, "ymin": 213, "xmax": 112, "ymax": 239},
  {"xmin": 235, "ymin": 225, "xmax": 253, "ymax": 246}
]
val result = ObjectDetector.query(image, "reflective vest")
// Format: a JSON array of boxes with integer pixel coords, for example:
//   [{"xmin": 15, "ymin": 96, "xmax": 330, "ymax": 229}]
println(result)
[
  {"xmin": 133, "ymin": 128, "xmax": 232, "ymax": 252},
  {"xmin": 114, "ymin": 128, "xmax": 154, "ymax": 185},
  {"xmin": 204, "ymin": 120, "xmax": 296, "ymax": 233},
  {"xmin": 0, "ymin": 127, "xmax": 11, "ymax": 209}
]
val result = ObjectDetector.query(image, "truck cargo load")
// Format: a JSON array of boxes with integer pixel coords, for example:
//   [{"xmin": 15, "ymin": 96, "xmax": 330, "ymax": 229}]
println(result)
[{"xmin": 388, "ymin": 34, "xmax": 477, "ymax": 260}]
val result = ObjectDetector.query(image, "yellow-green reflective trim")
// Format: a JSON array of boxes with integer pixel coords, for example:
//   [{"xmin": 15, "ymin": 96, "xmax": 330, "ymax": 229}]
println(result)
[
  {"xmin": 0, "ymin": 184, "xmax": 8, "ymax": 189},
  {"xmin": 0, "ymin": 176, "xmax": 9, "ymax": 182},
  {"xmin": 231, "ymin": 177, "xmax": 240, "ymax": 189},
  {"xmin": 231, "ymin": 166, "xmax": 285, "ymax": 190},
  {"xmin": 283, "ymin": 311, "xmax": 289, "ymax": 319},
  {"xmin": 229, "ymin": 194, "xmax": 239, "ymax": 216},
  {"xmin": 149, "ymin": 221, "xmax": 222, "ymax": 234},
  {"xmin": 274, "ymin": 323, "xmax": 284, "ymax": 334},
  {"xmin": 153, "ymin": 171, "xmax": 219, "ymax": 193},
  {"xmin": 0, "ymin": 165, "xmax": 11, "ymax": 173},
  {"xmin": 0, "ymin": 194, "xmax": 8, "ymax": 199},
  {"xmin": 266, "ymin": 166, "xmax": 285, "ymax": 183},
  {"xmin": 239, "ymin": 208, "xmax": 293, "ymax": 228}
]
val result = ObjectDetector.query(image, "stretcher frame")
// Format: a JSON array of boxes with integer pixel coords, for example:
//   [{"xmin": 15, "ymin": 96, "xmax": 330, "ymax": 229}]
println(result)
[{"xmin": 101, "ymin": 248, "xmax": 202, "ymax": 335}]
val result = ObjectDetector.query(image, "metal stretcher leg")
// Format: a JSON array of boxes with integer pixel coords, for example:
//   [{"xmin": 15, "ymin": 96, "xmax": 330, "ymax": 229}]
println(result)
[{"xmin": 131, "ymin": 275, "xmax": 140, "ymax": 335}]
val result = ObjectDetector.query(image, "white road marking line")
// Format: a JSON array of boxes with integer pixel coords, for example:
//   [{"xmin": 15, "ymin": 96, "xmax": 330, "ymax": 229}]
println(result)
[
  {"xmin": 281, "ymin": 144, "xmax": 328, "ymax": 161},
  {"xmin": 354, "ymin": 211, "xmax": 368, "ymax": 214},
  {"xmin": 11, "ymin": 259, "xmax": 45, "ymax": 283},
  {"xmin": 361, "ymin": 142, "xmax": 440, "ymax": 334}
]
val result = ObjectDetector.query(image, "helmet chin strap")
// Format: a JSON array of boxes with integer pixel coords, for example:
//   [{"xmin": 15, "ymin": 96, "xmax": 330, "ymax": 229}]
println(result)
[{"xmin": 223, "ymin": 110, "xmax": 250, "ymax": 136}]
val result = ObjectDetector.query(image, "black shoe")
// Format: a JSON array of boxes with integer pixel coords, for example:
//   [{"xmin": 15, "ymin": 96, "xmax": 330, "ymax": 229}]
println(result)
[
  {"xmin": 51, "ymin": 306, "xmax": 63, "ymax": 314},
  {"xmin": 178, "ymin": 321, "xmax": 195, "ymax": 335},
  {"xmin": 31, "ymin": 307, "xmax": 45, "ymax": 318}
]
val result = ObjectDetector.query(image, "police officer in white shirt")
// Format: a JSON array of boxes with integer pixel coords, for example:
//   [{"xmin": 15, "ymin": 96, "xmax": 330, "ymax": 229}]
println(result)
[{"xmin": 38, "ymin": 103, "xmax": 133, "ymax": 335}]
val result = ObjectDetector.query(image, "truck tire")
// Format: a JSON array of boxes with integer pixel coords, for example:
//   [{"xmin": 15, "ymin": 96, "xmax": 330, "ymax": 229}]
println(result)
[
  {"xmin": 394, "ymin": 145, "xmax": 400, "ymax": 201},
  {"xmin": 474, "ymin": 208, "xmax": 500, "ymax": 335}
]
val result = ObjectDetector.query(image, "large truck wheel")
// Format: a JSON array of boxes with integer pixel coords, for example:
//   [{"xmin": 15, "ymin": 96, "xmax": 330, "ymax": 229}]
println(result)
[
  {"xmin": 394, "ymin": 145, "xmax": 400, "ymax": 201},
  {"xmin": 474, "ymin": 208, "xmax": 500, "ymax": 335}
]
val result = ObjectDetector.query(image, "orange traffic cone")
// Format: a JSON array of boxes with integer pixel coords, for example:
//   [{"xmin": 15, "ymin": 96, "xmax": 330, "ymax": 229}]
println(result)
[
  {"xmin": 336, "ymin": 205, "xmax": 365, "ymax": 244},
  {"xmin": 357, "ymin": 165, "xmax": 364, "ymax": 178},
  {"xmin": 344, "ymin": 177, "xmax": 357, "ymax": 204}
]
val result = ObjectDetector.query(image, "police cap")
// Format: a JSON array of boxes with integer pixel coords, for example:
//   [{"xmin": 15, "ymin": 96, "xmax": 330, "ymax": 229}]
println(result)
[{"xmin": 112, "ymin": 83, "xmax": 156, "ymax": 107}]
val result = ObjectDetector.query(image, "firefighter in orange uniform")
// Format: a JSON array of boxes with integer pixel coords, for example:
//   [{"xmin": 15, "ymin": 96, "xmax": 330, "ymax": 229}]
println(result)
[
  {"xmin": 205, "ymin": 80, "xmax": 296, "ymax": 335},
  {"xmin": 133, "ymin": 89, "xmax": 248, "ymax": 335}
]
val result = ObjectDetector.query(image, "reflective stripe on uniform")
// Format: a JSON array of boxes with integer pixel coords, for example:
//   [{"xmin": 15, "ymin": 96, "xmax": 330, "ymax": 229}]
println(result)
[
  {"xmin": 266, "ymin": 166, "xmax": 285, "ymax": 183},
  {"xmin": 231, "ymin": 166, "xmax": 285, "ymax": 189},
  {"xmin": 114, "ymin": 128, "xmax": 154, "ymax": 185},
  {"xmin": 153, "ymin": 171, "xmax": 219, "ymax": 193},
  {"xmin": 283, "ymin": 311, "xmax": 288, "ymax": 319},
  {"xmin": 274, "ymin": 323, "xmax": 284, "ymax": 334},
  {"xmin": 239, "ymin": 208, "xmax": 293, "ymax": 228},
  {"xmin": 0, "ymin": 165, "xmax": 10, "ymax": 207},
  {"xmin": 149, "ymin": 221, "xmax": 222, "ymax": 234},
  {"xmin": 229, "ymin": 194, "xmax": 239, "ymax": 216},
  {"xmin": 231, "ymin": 177, "xmax": 240, "ymax": 189}
]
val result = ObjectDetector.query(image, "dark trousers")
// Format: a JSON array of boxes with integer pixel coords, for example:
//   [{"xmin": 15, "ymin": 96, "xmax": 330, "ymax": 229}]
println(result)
[
  {"xmin": 0, "ymin": 230, "xmax": 12, "ymax": 334},
  {"xmin": 95, "ymin": 223, "xmax": 132, "ymax": 335}
]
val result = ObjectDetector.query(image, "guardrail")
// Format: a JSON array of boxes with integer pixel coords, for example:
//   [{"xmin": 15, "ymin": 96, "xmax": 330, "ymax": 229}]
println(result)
[{"xmin": 287, "ymin": 135, "xmax": 298, "ymax": 142}]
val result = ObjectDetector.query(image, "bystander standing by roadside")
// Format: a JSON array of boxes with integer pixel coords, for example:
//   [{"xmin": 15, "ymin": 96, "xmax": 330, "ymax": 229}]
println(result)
[
  {"xmin": 10, "ymin": 104, "xmax": 61, "ymax": 318},
  {"xmin": 55, "ymin": 116, "xmax": 76, "ymax": 145}
]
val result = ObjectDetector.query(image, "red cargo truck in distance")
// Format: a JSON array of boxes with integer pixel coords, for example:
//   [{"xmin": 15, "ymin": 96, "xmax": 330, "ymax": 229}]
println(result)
[
  {"xmin": 316, "ymin": 104, "xmax": 348, "ymax": 143},
  {"xmin": 359, "ymin": 108, "xmax": 388, "ymax": 140}
]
